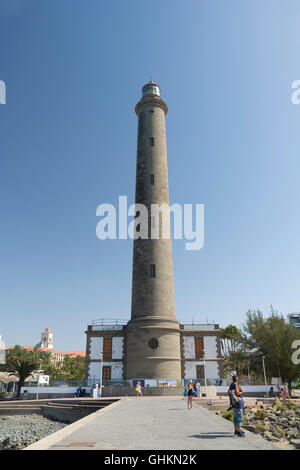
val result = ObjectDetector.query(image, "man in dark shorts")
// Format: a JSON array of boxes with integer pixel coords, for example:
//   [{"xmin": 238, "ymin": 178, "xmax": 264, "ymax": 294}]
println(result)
[{"xmin": 229, "ymin": 375, "xmax": 245, "ymax": 438}]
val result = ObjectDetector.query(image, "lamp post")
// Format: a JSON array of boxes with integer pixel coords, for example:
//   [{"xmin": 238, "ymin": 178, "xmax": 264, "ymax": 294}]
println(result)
[
  {"xmin": 203, "ymin": 349, "xmax": 207, "ymax": 396},
  {"xmin": 262, "ymin": 356, "xmax": 268, "ymax": 398},
  {"xmin": 97, "ymin": 353, "xmax": 103, "ymax": 398}
]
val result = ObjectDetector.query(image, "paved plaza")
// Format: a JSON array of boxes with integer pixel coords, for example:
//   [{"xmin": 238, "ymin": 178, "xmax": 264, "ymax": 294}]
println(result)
[{"xmin": 26, "ymin": 397, "xmax": 278, "ymax": 450}]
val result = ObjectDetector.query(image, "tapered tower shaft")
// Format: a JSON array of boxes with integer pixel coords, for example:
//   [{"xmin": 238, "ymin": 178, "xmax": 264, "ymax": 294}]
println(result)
[{"xmin": 126, "ymin": 82, "xmax": 181, "ymax": 380}]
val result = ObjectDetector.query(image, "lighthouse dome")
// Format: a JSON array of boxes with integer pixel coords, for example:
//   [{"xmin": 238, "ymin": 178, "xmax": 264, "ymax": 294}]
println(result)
[{"xmin": 142, "ymin": 81, "xmax": 161, "ymax": 97}]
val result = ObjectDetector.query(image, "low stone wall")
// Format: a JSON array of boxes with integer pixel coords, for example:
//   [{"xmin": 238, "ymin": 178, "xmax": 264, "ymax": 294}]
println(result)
[
  {"xmin": 19, "ymin": 386, "xmax": 219, "ymax": 399},
  {"xmin": 102, "ymin": 385, "xmax": 217, "ymax": 397},
  {"xmin": 21, "ymin": 392, "xmax": 76, "ymax": 400},
  {"xmin": 101, "ymin": 386, "xmax": 186, "ymax": 397},
  {"xmin": 0, "ymin": 398, "xmax": 119, "ymax": 423},
  {"xmin": 217, "ymin": 392, "xmax": 270, "ymax": 398},
  {"xmin": 0, "ymin": 406, "xmax": 42, "ymax": 416},
  {"xmin": 42, "ymin": 400, "xmax": 119, "ymax": 423}
]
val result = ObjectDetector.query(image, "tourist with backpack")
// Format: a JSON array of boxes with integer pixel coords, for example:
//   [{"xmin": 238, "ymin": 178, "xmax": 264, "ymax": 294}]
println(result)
[
  {"xmin": 187, "ymin": 380, "xmax": 194, "ymax": 409},
  {"xmin": 228, "ymin": 375, "xmax": 245, "ymax": 438}
]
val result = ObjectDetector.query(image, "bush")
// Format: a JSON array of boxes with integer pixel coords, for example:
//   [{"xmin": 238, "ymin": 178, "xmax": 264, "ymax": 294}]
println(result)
[
  {"xmin": 221, "ymin": 409, "xmax": 234, "ymax": 422},
  {"xmin": 275, "ymin": 426, "xmax": 285, "ymax": 438},
  {"xmin": 274, "ymin": 403, "xmax": 287, "ymax": 412},
  {"xmin": 285, "ymin": 400, "xmax": 297, "ymax": 411},
  {"xmin": 255, "ymin": 409, "xmax": 267, "ymax": 420},
  {"xmin": 256, "ymin": 423, "xmax": 266, "ymax": 432}
]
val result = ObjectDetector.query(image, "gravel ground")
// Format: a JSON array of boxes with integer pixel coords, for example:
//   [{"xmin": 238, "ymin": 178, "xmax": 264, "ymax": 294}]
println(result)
[{"xmin": 0, "ymin": 414, "xmax": 67, "ymax": 450}]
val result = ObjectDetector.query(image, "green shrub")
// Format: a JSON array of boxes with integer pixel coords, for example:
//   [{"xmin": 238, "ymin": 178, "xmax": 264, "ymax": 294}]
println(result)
[
  {"xmin": 274, "ymin": 403, "xmax": 287, "ymax": 412},
  {"xmin": 255, "ymin": 409, "xmax": 267, "ymax": 420},
  {"xmin": 285, "ymin": 400, "xmax": 297, "ymax": 410},
  {"xmin": 221, "ymin": 409, "xmax": 234, "ymax": 422},
  {"xmin": 256, "ymin": 423, "xmax": 266, "ymax": 432},
  {"xmin": 275, "ymin": 426, "xmax": 285, "ymax": 438}
]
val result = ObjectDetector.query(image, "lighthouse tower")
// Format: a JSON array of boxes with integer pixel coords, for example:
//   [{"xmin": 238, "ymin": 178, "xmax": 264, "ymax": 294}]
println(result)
[{"xmin": 126, "ymin": 82, "xmax": 181, "ymax": 381}]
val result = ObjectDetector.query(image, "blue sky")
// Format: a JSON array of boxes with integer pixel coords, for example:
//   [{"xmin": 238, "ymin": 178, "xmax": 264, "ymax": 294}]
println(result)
[{"xmin": 1, "ymin": 0, "xmax": 300, "ymax": 351}]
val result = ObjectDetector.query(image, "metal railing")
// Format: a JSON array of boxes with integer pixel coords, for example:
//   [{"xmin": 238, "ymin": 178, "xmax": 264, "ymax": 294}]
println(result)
[{"xmin": 91, "ymin": 319, "xmax": 128, "ymax": 326}]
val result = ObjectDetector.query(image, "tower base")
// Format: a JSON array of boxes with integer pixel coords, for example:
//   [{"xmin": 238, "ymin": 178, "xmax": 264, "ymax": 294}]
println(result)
[{"xmin": 125, "ymin": 317, "xmax": 182, "ymax": 380}]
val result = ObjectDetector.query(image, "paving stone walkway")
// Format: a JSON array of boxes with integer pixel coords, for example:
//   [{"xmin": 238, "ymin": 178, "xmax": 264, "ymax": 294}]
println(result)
[{"xmin": 28, "ymin": 397, "xmax": 278, "ymax": 450}]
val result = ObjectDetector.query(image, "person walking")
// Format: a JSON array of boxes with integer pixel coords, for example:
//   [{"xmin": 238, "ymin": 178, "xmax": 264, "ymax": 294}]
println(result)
[
  {"xmin": 277, "ymin": 385, "xmax": 282, "ymax": 399},
  {"xmin": 228, "ymin": 375, "xmax": 245, "ymax": 438},
  {"xmin": 283, "ymin": 386, "xmax": 288, "ymax": 401},
  {"xmin": 136, "ymin": 381, "xmax": 142, "ymax": 398},
  {"xmin": 196, "ymin": 380, "xmax": 201, "ymax": 397},
  {"xmin": 187, "ymin": 380, "xmax": 194, "ymax": 409}
]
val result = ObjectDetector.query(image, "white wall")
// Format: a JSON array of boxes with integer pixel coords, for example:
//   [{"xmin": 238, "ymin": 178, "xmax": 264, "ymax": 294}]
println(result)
[
  {"xmin": 21, "ymin": 387, "xmax": 79, "ymax": 394},
  {"xmin": 183, "ymin": 335, "xmax": 219, "ymax": 360},
  {"xmin": 184, "ymin": 361, "xmax": 220, "ymax": 379},
  {"xmin": 102, "ymin": 361, "xmax": 123, "ymax": 379},
  {"xmin": 90, "ymin": 336, "xmax": 124, "ymax": 360},
  {"xmin": 216, "ymin": 385, "xmax": 281, "ymax": 394},
  {"xmin": 205, "ymin": 361, "xmax": 219, "ymax": 378},
  {"xmin": 112, "ymin": 337, "xmax": 124, "ymax": 359},
  {"xmin": 88, "ymin": 361, "xmax": 123, "ymax": 380},
  {"xmin": 183, "ymin": 336, "xmax": 195, "ymax": 359},
  {"xmin": 183, "ymin": 325, "xmax": 216, "ymax": 331},
  {"xmin": 90, "ymin": 337, "xmax": 103, "ymax": 360},
  {"xmin": 204, "ymin": 336, "xmax": 217, "ymax": 358},
  {"xmin": 88, "ymin": 361, "xmax": 102, "ymax": 380}
]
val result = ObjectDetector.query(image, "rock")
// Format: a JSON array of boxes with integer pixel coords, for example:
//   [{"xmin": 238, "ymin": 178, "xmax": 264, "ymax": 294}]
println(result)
[
  {"xmin": 290, "ymin": 439, "xmax": 300, "ymax": 449},
  {"xmin": 0, "ymin": 414, "xmax": 66, "ymax": 450},
  {"xmin": 287, "ymin": 433, "xmax": 298, "ymax": 441},
  {"xmin": 243, "ymin": 425, "xmax": 258, "ymax": 434},
  {"xmin": 264, "ymin": 431, "xmax": 281, "ymax": 442},
  {"xmin": 272, "ymin": 432, "xmax": 282, "ymax": 439}
]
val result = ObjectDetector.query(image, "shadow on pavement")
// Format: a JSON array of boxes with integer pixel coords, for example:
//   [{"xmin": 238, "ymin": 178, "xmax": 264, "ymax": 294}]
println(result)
[{"xmin": 189, "ymin": 433, "xmax": 234, "ymax": 439}]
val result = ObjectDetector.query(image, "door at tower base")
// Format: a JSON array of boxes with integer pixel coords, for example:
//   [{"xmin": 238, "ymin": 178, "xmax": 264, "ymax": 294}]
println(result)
[{"xmin": 126, "ymin": 328, "xmax": 181, "ymax": 380}]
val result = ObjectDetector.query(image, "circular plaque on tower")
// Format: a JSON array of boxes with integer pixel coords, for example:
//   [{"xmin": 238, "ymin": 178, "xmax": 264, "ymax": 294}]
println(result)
[{"xmin": 149, "ymin": 338, "xmax": 159, "ymax": 349}]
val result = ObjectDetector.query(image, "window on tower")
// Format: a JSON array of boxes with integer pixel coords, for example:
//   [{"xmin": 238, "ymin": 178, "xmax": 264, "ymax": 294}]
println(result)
[
  {"xmin": 196, "ymin": 365, "xmax": 205, "ymax": 379},
  {"xmin": 102, "ymin": 366, "xmax": 111, "ymax": 380},
  {"xmin": 103, "ymin": 338, "xmax": 112, "ymax": 359},
  {"xmin": 149, "ymin": 137, "xmax": 154, "ymax": 147},
  {"xmin": 195, "ymin": 337, "xmax": 204, "ymax": 359},
  {"xmin": 150, "ymin": 174, "xmax": 154, "ymax": 185},
  {"xmin": 150, "ymin": 264, "xmax": 156, "ymax": 278}
]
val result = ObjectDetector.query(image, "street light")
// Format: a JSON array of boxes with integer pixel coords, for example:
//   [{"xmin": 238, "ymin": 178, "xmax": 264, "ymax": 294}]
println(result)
[
  {"xmin": 262, "ymin": 356, "xmax": 268, "ymax": 398},
  {"xmin": 97, "ymin": 353, "xmax": 103, "ymax": 398}
]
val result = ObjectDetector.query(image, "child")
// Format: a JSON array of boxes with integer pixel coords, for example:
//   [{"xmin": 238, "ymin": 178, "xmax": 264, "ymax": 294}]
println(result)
[{"xmin": 136, "ymin": 381, "xmax": 142, "ymax": 398}]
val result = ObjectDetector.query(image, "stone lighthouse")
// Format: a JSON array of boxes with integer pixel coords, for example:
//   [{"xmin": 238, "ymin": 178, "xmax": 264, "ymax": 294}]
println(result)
[{"xmin": 125, "ymin": 81, "xmax": 182, "ymax": 381}]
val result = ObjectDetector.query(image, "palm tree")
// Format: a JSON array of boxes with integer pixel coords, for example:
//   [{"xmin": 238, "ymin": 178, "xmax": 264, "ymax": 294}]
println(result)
[
  {"xmin": 221, "ymin": 325, "xmax": 241, "ymax": 355},
  {"xmin": 5, "ymin": 346, "xmax": 41, "ymax": 397}
]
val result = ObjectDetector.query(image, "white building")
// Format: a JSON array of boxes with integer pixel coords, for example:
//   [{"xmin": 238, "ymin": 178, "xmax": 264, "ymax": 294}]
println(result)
[
  {"xmin": 85, "ymin": 320, "xmax": 223, "ymax": 385},
  {"xmin": 36, "ymin": 327, "xmax": 54, "ymax": 350}
]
